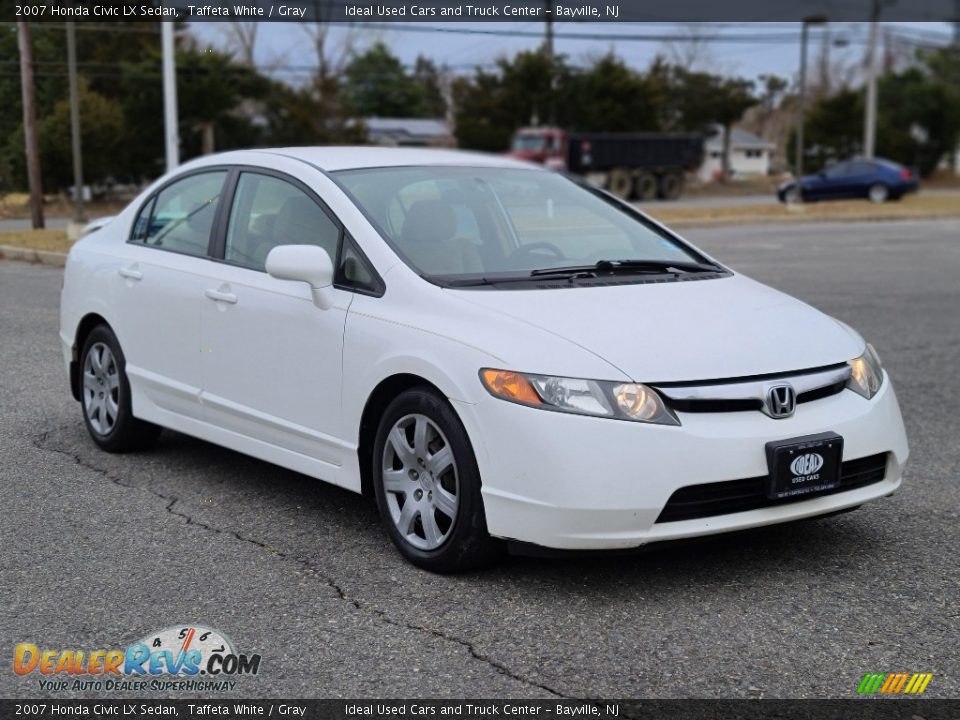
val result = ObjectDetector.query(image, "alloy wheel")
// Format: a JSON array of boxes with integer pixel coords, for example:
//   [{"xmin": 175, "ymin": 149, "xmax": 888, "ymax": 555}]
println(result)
[
  {"xmin": 381, "ymin": 413, "xmax": 459, "ymax": 551},
  {"xmin": 83, "ymin": 342, "xmax": 120, "ymax": 435}
]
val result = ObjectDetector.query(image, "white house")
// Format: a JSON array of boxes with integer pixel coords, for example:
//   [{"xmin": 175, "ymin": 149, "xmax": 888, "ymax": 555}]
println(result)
[{"xmin": 697, "ymin": 126, "xmax": 775, "ymax": 182}]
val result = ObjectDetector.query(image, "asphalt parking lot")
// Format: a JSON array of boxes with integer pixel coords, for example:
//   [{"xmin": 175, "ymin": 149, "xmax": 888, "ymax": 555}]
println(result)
[{"xmin": 1, "ymin": 218, "xmax": 957, "ymax": 700}]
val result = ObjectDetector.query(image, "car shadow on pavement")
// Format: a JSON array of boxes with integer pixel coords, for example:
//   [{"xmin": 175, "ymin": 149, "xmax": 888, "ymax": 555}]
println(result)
[{"xmin": 40, "ymin": 422, "xmax": 894, "ymax": 595}]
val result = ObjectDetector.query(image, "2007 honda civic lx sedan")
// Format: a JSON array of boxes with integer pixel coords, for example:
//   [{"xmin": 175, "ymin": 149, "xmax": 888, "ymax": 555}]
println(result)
[{"xmin": 60, "ymin": 147, "xmax": 909, "ymax": 572}]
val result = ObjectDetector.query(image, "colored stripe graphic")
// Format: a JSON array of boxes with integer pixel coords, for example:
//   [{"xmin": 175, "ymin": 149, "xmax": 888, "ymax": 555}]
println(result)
[
  {"xmin": 858, "ymin": 673, "xmax": 933, "ymax": 694},
  {"xmin": 857, "ymin": 673, "xmax": 885, "ymax": 694}
]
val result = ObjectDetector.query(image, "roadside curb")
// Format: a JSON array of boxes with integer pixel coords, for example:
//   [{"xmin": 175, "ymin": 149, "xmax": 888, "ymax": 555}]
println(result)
[
  {"xmin": 656, "ymin": 212, "xmax": 960, "ymax": 230},
  {"xmin": 0, "ymin": 244, "xmax": 68, "ymax": 267}
]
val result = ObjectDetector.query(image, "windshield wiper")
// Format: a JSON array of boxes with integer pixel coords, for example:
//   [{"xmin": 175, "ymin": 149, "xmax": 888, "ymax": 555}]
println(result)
[{"xmin": 529, "ymin": 259, "xmax": 722, "ymax": 278}]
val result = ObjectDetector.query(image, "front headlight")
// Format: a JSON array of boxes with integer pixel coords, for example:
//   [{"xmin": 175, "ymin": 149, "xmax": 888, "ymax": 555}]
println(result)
[
  {"xmin": 846, "ymin": 344, "xmax": 884, "ymax": 400},
  {"xmin": 480, "ymin": 369, "xmax": 680, "ymax": 426}
]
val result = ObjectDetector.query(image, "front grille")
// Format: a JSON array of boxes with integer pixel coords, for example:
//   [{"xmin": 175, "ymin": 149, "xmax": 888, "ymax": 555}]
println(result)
[
  {"xmin": 655, "ymin": 453, "xmax": 888, "ymax": 523},
  {"xmin": 653, "ymin": 363, "xmax": 850, "ymax": 414}
]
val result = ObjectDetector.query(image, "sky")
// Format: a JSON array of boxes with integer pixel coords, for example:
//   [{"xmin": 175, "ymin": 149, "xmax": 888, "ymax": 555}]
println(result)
[{"xmin": 191, "ymin": 21, "xmax": 956, "ymax": 88}]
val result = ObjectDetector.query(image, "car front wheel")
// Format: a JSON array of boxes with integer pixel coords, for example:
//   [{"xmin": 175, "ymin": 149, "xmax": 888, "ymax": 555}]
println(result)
[
  {"xmin": 372, "ymin": 387, "xmax": 503, "ymax": 572},
  {"xmin": 79, "ymin": 325, "xmax": 160, "ymax": 452},
  {"xmin": 783, "ymin": 186, "xmax": 801, "ymax": 204}
]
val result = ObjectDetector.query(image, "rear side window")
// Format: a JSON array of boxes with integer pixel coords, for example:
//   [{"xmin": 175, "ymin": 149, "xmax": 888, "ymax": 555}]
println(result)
[
  {"xmin": 132, "ymin": 171, "xmax": 227, "ymax": 257},
  {"xmin": 224, "ymin": 172, "xmax": 340, "ymax": 272},
  {"xmin": 824, "ymin": 163, "xmax": 850, "ymax": 178}
]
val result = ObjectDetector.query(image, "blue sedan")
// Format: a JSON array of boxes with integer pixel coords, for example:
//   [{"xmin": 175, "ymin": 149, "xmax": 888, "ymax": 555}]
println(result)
[{"xmin": 778, "ymin": 158, "xmax": 919, "ymax": 204}]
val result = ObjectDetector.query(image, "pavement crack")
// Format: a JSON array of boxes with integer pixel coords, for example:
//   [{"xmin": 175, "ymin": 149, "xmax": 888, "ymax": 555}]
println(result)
[
  {"xmin": 166, "ymin": 495, "xmax": 573, "ymax": 699},
  {"xmin": 31, "ymin": 431, "xmax": 573, "ymax": 699}
]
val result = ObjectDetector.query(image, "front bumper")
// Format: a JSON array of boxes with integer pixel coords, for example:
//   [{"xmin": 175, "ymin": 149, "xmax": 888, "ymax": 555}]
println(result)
[{"xmin": 453, "ymin": 373, "xmax": 908, "ymax": 550}]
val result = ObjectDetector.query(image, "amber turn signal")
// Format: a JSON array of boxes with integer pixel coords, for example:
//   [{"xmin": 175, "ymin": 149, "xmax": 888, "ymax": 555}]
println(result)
[{"xmin": 480, "ymin": 369, "xmax": 542, "ymax": 405}]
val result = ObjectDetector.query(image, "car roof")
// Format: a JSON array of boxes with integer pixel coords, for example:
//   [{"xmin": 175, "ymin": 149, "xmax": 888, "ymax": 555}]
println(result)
[{"xmin": 213, "ymin": 146, "xmax": 540, "ymax": 172}]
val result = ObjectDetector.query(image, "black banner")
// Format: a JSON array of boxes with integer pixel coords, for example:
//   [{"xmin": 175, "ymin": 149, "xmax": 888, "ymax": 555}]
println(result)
[
  {"xmin": 1, "ymin": 700, "xmax": 959, "ymax": 720},
  {"xmin": 2, "ymin": 0, "xmax": 956, "ymax": 23}
]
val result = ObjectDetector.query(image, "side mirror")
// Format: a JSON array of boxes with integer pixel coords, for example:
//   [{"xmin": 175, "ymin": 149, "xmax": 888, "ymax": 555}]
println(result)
[{"xmin": 265, "ymin": 244, "xmax": 335, "ymax": 310}]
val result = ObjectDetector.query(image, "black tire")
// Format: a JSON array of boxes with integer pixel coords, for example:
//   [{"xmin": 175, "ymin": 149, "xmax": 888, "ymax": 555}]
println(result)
[
  {"xmin": 783, "ymin": 186, "xmax": 802, "ymax": 204},
  {"xmin": 656, "ymin": 172, "xmax": 683, "ymax": 200},
  {"xmin": 372, "ymin": 387, "xmax": 504, "ymax": 572},
  {"xmin": 635, "ymin": 172, "xmax": 657, "ymax": 200},
  {"xmin": 79, "ymin": 325, "xmax": 161, "ymax": 453},
  {"xmin": 606, "ymin": 168, "xmax": 633, "ymax": 200}
]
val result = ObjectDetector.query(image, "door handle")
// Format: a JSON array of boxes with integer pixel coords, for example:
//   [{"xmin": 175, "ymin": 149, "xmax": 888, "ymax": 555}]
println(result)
[
  {"xmin": 118, "ymin": 266, "xmax": 142, "ymax": 281},
  {"xmin": 204, "ymin": 289, "xmax": 238, "ymax": 304}
]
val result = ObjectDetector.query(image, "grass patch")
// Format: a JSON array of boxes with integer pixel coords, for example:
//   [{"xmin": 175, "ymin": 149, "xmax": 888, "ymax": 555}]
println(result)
[
  {"xmin": 0, "ymin": 229, "xmax": 72, "ymax": 253},
  {"xmin": 645, "ymin": 193, "xmax": 960, "ymax": 227}
]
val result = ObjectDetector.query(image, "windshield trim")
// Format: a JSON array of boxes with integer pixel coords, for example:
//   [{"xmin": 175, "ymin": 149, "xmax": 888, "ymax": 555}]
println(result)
[{"xmin": 327, "ymin": 165, "xmax": 725, "ymax": 290}]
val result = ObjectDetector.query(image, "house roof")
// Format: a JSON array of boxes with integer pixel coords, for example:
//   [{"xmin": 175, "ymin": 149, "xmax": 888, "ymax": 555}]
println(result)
[
  {"xmin": 705, "ymin": 127, "xmax": 775, "ymax": 151},
  {"xmin": 364, "ymin": 117, "xmax": 452, "ymax": 141}
]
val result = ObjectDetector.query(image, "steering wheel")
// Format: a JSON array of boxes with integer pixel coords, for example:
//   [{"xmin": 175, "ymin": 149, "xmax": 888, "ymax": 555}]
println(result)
[{"xmin": 508, "ymin": 242, "xmax": 565, "ymax": 264}]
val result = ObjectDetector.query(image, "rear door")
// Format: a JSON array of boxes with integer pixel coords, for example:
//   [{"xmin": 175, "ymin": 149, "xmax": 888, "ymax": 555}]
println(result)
[
  {"xmin": 115, "ymin": 169, "xmax": 228, "ymax": 423},
  {"xmin": 844, "ymin": 161, "xmax": 879, "ymax": 198}
]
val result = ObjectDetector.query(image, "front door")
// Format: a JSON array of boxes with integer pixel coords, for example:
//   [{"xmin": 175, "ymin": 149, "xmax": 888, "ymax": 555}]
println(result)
[{"xmin": 199, "ymin": 169, "xmax": 351, "ymax": 476}]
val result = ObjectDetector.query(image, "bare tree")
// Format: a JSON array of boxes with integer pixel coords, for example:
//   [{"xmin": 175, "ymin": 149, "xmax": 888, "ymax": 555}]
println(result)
[
  {"xmin": 661, "ymin": 23, "xmax": 716, "ymax": 72},
  {"xmin": 301, "ymin": 1, "xmax": 359, "ymax": 93},
  {"xmin": 815, "ymin": 26, "xmax": 834, "ymax": 99},
  {"xmin": 222, "ymin": 22, "xmax": 259, "ymax": 67}
]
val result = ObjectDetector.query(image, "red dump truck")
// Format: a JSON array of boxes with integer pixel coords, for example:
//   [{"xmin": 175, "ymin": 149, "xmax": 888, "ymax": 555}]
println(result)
[{"xmin": 507, "ymin": 126, "xmax": 704, "ymax": 200}]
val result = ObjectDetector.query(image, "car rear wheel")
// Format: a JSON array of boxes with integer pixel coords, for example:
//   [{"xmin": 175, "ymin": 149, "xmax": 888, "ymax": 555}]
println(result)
[
  {"xmin": 867, "ymin": 183, "xmax": 889, "ymax": 203},
  {"xmin": 80, "ymin": 325, "xmax": 160, "ymax": 453},
  {"xmin": 372, "ymin": 387, "xmax": 503, "ymax": 572},
  {"xmin": 783, "ymin": 186, "xmax": 801, "ymax": 204}
]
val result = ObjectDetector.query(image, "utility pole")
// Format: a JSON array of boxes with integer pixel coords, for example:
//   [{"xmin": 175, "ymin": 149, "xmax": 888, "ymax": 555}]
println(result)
[
  {"xmin": 863, "ymin": 0, "xmax": 881, "ymax": 159},
  {"xmin": 66, "ymin": 22, "xmax": 85, "ymax": 223},
  {"xmin": 544, "ymin": 0, "xmax": 554, "ymax": 125},
  {"xmin": 954, "ymin": 0, "xmax": 960, "ymax": 44},
  {"xmin": 17, "ymin": 22, "xmax": 44, "ymax": 230},
  {"xmin": 161, "ymin": 22, "xmax": 179, "ymax": 172}
]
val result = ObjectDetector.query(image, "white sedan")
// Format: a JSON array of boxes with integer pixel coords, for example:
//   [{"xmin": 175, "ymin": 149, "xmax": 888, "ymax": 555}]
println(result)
[{"xmin": 60, "ymin": 147, "xmax": 909, "ymax": 572}]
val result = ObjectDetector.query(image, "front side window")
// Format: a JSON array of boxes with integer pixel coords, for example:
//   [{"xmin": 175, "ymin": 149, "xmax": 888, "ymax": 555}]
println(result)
[
  {"xmin": 132, "ymin": 171, "xmax": 227, "ymax": 257},
  {"xmin": 224, "ymin": 173, "xmax": 340, "ymax": 272},
  {"xmin": 334, "ymin": 166, "xmax": 705, "ymax": 282}
]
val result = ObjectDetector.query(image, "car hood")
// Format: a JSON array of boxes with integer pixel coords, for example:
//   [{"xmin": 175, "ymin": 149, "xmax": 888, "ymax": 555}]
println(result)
[{"xmin": 447, "ymin": 274, "xmax": 863, "ymax": 382}]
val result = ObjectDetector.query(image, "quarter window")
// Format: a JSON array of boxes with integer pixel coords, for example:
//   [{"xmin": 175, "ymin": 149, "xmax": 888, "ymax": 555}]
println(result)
[
  {"xmin": 132, "ymin": 171, "xmax": 226, "ymax": 257},
  {"xmin": 224, "ymin": 173, "xmax": 340, "ymax": 272}
]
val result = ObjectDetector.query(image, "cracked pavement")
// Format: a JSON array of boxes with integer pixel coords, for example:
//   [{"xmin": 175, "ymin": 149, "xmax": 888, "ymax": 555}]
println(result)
[{"xmin": 1, "ymin": 218, "xmax": 958, "ymax": 699}]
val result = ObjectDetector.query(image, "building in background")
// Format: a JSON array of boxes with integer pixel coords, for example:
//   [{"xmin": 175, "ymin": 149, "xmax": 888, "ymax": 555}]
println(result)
[
  {"xmin": 697, "ymin": 126, "xmax": 776, "ymax": 182},
  {"xmin": 364, "ymin": 118, "xmax": 455, "ymax": 147}
]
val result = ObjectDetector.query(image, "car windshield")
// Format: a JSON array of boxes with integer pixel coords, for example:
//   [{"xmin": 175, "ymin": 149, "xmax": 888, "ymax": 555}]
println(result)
[
  {"xmin": 332, "ymin": 166, "xmax": 706, "ymax": 283},
  {"xmin": 511, "ymin": 135, "xmax": 549, "ymax": 152}
]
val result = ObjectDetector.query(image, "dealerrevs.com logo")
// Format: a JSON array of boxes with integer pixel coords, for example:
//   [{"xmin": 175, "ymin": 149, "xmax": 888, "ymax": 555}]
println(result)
[{"xmin": 13, "ymin": 625, "xmax": 261, "ymax": 693}]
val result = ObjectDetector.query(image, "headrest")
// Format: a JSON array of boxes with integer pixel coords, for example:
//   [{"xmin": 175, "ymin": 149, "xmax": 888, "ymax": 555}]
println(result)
[
  {"xmin": 400, "ymin": 199, "xmax": 458, "ymax": 246},
  {"xmin": 275, "ymin": 195, "xmax": 320, "ymax": 246}
]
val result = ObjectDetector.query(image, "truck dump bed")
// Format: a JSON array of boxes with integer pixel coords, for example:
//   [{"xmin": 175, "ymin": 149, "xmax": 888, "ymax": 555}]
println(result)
[{"xmin": 566, "ymin": 133, "xmax": 704, "ymax": 174}]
